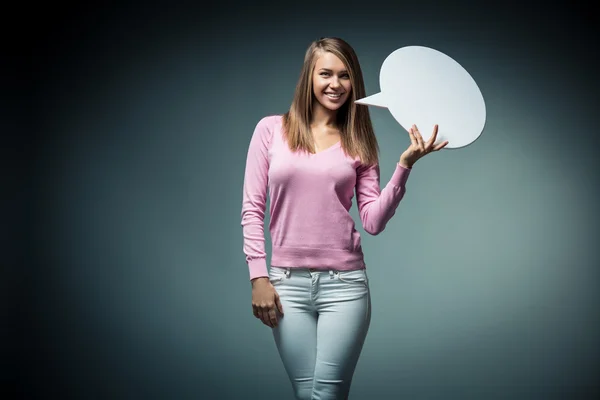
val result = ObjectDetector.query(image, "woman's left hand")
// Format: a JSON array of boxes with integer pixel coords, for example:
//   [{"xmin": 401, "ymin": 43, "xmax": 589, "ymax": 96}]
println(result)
[{"xmin": 399, "ymin": 124, "xmax": 448, "ymax": 169}]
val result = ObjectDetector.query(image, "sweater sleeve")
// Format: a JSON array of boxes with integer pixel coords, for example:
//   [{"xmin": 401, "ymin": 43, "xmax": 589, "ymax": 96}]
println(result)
[
  {"xmin": 241, "ymin": 117, "xmax": 273, "ymax": 280},
  {"xmin": 355, "ymin": 162, "xmax": 411, "ymax": 235}
]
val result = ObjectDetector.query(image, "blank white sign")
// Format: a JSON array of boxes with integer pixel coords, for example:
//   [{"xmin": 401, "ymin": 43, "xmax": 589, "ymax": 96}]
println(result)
[{"xmin": 356, "ymin": 46, "xmax": 486, "ymax": 149}]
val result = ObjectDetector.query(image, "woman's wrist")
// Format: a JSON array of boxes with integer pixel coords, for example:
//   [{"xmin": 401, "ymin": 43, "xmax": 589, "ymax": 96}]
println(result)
[
  {"xmin": 251, "ymin": 277, "xmax": 269, "ymax": 287},
  {"xmin": 398, "ymin": 159, "xmax": 412, "ymax": 169}
]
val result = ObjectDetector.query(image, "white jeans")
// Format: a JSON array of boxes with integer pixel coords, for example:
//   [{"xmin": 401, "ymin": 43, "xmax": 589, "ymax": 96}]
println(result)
[{"xmin": 269, "ymin": 266, "xmax": 372, "ymax": 400}]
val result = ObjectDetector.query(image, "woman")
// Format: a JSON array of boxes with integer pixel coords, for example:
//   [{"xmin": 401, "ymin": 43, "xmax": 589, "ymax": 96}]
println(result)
[{"xmin": 241, "ymin": 37, "xmax": 447, "ymax": 399}]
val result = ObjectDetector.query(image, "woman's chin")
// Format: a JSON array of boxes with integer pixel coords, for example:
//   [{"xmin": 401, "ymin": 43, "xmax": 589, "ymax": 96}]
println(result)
[{"xmin": 322, "ymin": 99, "xmax": 346, "ymax": 111}]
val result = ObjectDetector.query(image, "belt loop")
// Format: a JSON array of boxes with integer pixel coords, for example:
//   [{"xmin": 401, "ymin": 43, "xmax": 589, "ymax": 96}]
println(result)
[{"xmin": 329, "ymin": 270, "xmax": 334, "ymax": 279}]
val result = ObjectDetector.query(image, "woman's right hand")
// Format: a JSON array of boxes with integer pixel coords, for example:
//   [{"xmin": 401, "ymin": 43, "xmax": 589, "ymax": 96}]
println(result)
[{"xmin": 251, "ymin": 277, "xmax": 284, "ymax": 328}]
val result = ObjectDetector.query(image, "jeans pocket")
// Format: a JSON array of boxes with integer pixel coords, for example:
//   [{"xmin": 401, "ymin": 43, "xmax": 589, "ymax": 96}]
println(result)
[
  {"xmin": 269, "ymin": 267, "xmax": 288, "ymax": 285},
  {"xmin": 337, "ymin": 269, "xmax": 368, "ymax": 287}
]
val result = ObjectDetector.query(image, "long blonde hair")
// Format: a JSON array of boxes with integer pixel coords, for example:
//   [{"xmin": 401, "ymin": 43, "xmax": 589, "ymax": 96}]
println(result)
[{"xmin": 282, "ymin": 37, "xmax": 379, "ymax": 166}]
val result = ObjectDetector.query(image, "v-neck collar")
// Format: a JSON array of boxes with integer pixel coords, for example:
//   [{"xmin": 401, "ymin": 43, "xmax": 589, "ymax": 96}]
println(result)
[{"xmin": 311, "ymin": 140, "xmax": 341, "ymax": 156}]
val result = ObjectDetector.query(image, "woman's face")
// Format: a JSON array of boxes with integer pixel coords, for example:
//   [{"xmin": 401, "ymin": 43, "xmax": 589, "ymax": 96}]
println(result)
[{"xmin": 312, "ymin": 51, "xmax": 352, "ymax": 112}]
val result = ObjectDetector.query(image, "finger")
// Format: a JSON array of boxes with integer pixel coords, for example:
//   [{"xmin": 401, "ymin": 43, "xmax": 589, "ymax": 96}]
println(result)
[
  {"xmin": 433, "ymin": 140, "xmax": 449, "ymax": 151},
  {"xmin": 275, "ymin": 295, "xmax": 284, "ymax": 315},
  {"xmin": 426, "ymin": 125, "xmax": 439, "ymax": 149},
  {"xmin": 413, "ymin": 125, "xmax": 425, "ymax": 150},
  {"xmin": 263, "ymin": 310, "xmax": 274, "ymax": 328},
  {"xmin": 252, "ymin": 305, "xmax": 260, "ymax": 319},
  {"xmin": 268, "ymin": 308, "xmax": 278, "ymax": 328},
  {"xmin": 260, "ymin": 307, "xmax": 273, "ymax": 328},
  {"xmin": 407, "ymin": 126, "xmax": 417, "ymax": 146}
]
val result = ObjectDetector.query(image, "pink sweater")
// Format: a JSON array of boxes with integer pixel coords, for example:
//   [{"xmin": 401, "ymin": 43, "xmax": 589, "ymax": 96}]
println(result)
[{"xmin": 241, "ymin": 115, "xmax": 411, "ymax": 281}]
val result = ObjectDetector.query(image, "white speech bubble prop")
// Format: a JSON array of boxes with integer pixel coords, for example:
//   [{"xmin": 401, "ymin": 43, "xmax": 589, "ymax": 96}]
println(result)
[{"xmin": 356, "ymin": 46, "xmax": 486, "ymax": 149}]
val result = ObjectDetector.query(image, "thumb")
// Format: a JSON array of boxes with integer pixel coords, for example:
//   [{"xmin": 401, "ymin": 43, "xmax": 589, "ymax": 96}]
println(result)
[{"xmin": 275, "ymin": 293, "xmax": 284, "ymax": 315}]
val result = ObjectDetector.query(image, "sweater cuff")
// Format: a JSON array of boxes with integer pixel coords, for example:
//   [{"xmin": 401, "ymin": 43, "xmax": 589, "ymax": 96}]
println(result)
[
  {"xmin": 248, "ymin": 258, "xmax": 269, "ymax": 281},
  {"xmin": 391, "ymin": 162, "xmax": 411, "ymax": 187}
]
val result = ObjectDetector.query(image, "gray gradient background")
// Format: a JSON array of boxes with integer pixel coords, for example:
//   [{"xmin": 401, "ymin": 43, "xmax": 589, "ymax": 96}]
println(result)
[{"xmin": 23, "ymin": 0, "xmax": 598, "ymax": 399}]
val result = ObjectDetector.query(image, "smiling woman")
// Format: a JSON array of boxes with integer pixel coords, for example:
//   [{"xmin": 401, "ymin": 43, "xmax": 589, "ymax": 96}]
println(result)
[
  {"xmin": 281, "ymin": 37, "xmax": 382, "ymax": 164},
  {"xmin": 240, "ymin": 37, "xmax": 447, "ymax": 400},
  {"xmin": 310, "ymin": 52, "xmax": 352, "ymax": 155},
  {"xmin": 312, "ymin": 52, "xmax": 351, "ymax": 110}
]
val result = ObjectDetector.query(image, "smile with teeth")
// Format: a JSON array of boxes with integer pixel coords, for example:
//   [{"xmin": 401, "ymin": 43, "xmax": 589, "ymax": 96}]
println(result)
[{"xmin": 326, "ymin": 93, "xmax": 343, "ymax": 99}]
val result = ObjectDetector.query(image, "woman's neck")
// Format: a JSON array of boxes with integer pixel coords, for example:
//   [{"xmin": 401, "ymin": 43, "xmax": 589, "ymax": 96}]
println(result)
[{"xmin": 311, "ymin": 102, "xmax": 338, "ymax": 129}]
